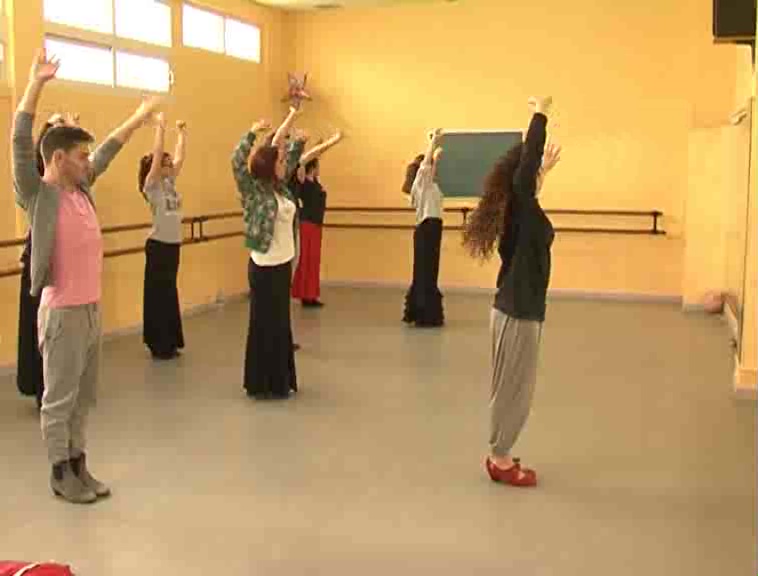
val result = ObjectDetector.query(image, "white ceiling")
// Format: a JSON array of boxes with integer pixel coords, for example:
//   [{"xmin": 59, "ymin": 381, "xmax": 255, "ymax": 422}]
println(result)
[{"xmin": 254, "ymin": 0, "xmax": 452, "ymax": 10}]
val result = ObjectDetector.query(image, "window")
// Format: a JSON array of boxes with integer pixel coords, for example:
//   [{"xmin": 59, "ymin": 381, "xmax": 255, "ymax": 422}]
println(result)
[
  {"xmin": 182, "ymin": 4, "xmax": 224, "ymax": 53},
  {"xmin": 44, "ymin": 37, "xmax": 170, "ymax": 92},
  {"xmin": 42, "ymin": 0, "xmax": 172, "ymax": 92},
  {"xmin": 225, "ymin": 18, "xmax": 260, "ymax": 63},
  {"xmin": 116, "ymin": 51, "xmax": 170, "ymax": 92},
  {"xmin": 182, "ymin": 4, "xmax": 261, "ymax": 62},
  {"xmin": 115, "ymin": 0, "xmax": 172, "ymax": 47},
  {"xmin": 44, "ymin": 0, "xmax": 171, "ymax": 47},
  {"xmin": 44, "ymin": 37, "xmax": 113, "ymax": 87},
  {"xmin": 44, "ymin": 0, "xmax": 113, "ymax": 35}
]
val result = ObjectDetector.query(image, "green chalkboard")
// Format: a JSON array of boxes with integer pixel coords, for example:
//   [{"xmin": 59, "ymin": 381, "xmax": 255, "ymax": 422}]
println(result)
[{"xmin": 435, "ymin": 131, "xmax": 523, "ymax": 198}]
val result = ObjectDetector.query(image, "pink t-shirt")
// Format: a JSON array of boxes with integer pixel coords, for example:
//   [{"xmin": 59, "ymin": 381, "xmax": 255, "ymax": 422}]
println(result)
[{"xmin": 40, "ymin": 189, "xmax": 103, "ymax": 309}]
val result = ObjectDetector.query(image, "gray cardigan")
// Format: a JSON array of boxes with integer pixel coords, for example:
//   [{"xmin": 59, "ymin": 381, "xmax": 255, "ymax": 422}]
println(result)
[{"xmin": 12, "ymin": 111, "xmax": 123, "ymax": 297}]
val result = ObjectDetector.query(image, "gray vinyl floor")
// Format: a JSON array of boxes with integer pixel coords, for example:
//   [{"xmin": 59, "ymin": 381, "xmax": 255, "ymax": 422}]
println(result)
[{"xmin": 0, "ymin": 287, "xmax": 755, "ymax": 575}]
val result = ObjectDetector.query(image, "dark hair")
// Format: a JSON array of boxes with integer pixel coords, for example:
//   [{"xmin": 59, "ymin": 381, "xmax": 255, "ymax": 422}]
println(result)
[
  {"xmin": 402, "ymin": 154, "xmax": 425, "ymax": 194},
  {"xmin": 138, "ymin": 152, "xmax": 171, "ymax": 197},
  {"xmin": 462, "ymin": 143, "xmax": 524, "ymax": 260},
  {"xmin": 250, "ymin": 145, "xmax": 280, "ymax": 184},
  {"xmin": 304, "ymin": 157, "xmax": 319, "ymax": 175},
  {"xmin": 35, "ymin": 122, "xmax": 57, "ymax": 176},
  {"xmin": 40, "ymin": 126, "xmax": 94, "ymax": 165}
]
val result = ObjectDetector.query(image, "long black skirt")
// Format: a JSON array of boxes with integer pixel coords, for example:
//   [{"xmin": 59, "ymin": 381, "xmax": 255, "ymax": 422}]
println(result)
[
  {"xmin": 403, "ymin": 218, "xmax": 444, "ymax": 327},
  {"xmin": 244, "ymin": 258, "xmax": 297, "ymax": 399},
  {"xmin": 143, "ymin": 239, "xmax": 185, "ymax": 358},
  {"xmin": 17, "ymin": 234, "xmax": 43, "ymax": 407}
]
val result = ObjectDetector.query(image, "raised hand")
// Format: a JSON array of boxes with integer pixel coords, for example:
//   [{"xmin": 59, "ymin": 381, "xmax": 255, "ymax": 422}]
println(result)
[
  {"xmin": 542, "ymin": 141, "xmax": 562, "ymax": 173},
  {"xmin": 429, "ymin": 128, "xmax": 443, "ymax": 143},
  {"xmin": 154, "ymin": 112, "xmax": 167, "ymax": 129},
  {"xmin": 31, "ymin": 49, "xmax": 60, "ymax": 83},
  {"xmin": 136, "ymin": 95, "xmax": 164, "ymax": 120},
  {"xmin": 176, "ymin": 120, "xmax": 187, "ymax": 133},
  {"xmin": 528, "ymin": 96, "xmax": 553, "ymax": 116}
]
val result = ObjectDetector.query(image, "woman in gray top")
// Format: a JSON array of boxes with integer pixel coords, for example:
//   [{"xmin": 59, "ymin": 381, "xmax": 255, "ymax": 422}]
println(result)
[{"xmin": 138, "ymin": 113, "xmax": 187, "ymax": 360}]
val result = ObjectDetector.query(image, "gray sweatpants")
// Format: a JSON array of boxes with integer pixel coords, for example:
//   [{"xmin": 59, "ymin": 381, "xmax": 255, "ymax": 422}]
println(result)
[
  {"xmin": 38, "ymin": 303, "xmax": 102, "ymax": 465},
  {"xmin": 489, "ymin": 308, "xmax": 542, "ymax": 458}
]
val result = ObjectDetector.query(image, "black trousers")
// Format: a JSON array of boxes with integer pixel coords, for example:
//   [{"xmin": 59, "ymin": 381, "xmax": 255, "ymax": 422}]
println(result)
[
  {"xmin": 143, "ymin": 239, "xmax": 185, "ymax": 357},
  {"xmin": 17, "ymin": 235, "xmax": 43, "ymax": 407},
  {"xmin": 403, "ymin": 218, "xmax": 444, "ymax": 327},
  {"xmin": 244, "ymin": 259, "xmax": 297, "ymax": 398}
]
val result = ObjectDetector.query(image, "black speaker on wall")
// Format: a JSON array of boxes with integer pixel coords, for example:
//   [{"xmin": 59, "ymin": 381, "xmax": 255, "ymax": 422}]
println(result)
[{"xmin": 713, "ymin": 0, "xmax": 757, "ymax": 43}]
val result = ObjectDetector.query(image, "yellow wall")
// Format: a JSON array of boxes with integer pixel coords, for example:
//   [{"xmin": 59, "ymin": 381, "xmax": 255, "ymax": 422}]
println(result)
[
  {"xmin": 737, "ymin": 62, "xmax": 757, "ymax": 390},
  {"xmin": 0, "ymin": 0, "xmax": 753, "ymax": 371},
  {"xmin": 287, "ymin": 0, "xmax": 744, "ymax": 297},
  {"xmin": 0, "ymin": 0, "xmax": 293, "ymax": 365},
  {"xmin": 683, "ymin": 121, "xmax": 751, "ymax": 307}
]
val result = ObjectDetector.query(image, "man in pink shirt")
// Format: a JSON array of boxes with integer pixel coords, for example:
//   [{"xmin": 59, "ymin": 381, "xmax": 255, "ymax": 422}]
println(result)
[{"xmin": 12, "ymin": 49, "xmax": 162, "ymax": 504}]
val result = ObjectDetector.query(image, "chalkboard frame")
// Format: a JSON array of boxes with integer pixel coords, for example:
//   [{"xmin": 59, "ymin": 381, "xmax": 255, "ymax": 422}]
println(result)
[{"xmin": 434, "ymin": 129, "xmax": 523, "ymax": 199}]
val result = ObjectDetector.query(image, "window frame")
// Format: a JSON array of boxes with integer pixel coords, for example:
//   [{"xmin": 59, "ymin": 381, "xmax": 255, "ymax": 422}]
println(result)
[
  {"xmin": 42, "ymin": 0, "xmax": 173, "ymax": 94},
  {"xmin": 44, "ymin": 34, "xmax": 115, "ymax": 88},
  {"xmin": 115, "ymin": 48, "xmax": 172, "ymax": 93},
  {"xmin": 182, "ymin": 1, "xmax": 262, "ymax": 64}
]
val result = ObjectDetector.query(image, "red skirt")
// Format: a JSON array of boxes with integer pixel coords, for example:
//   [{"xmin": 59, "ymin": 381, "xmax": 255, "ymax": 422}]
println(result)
[{"xmin": 292, "ymin": 221, "xmax": 323, "ymax": 301}]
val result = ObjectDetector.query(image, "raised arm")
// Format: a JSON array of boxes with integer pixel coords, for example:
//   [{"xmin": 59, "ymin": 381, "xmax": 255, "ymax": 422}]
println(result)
[
  {"xmin": 231, "ymin": 119, "xmax": 270, "ymax": 186},
  {"xmin": 423, "ymin": 128, "xmax": 442, "ymax": 165},
  {"xmin": 13, "ymin": 49, "xmax": 60, "ymax": 209},
  {"xmin": 411, "ymin": 129, "xmax": 442, "ymax": 196},
  {"xmin": 513, "ymin": 97, "xmax": 550, "ymax": 197},
  {"xmin": 144, "ymin": 113, "xmax": 166, "ymax": 190},
  {"xmin": 88, "ymin": 96, "xmax": 162, "ymax": 185},
  {"xmin": 173, "ymin": 121, "xmax": 187, "ymax": 178},
  {"xmin": 272, "ymin": 107, "xmax": 299, "ymax": 148},
  {"xmin": 286, "ymin": 133, "xmax": 307, "ymax": 183},
  {"xmin": 300, "ymin": 131, "xmax": 343, "ymax": 165}
]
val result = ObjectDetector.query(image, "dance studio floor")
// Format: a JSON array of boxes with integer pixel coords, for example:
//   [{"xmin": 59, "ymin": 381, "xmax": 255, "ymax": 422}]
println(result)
[{"xmin": 1, "ymin": 287, "xmax": 755, "ymax": 575}]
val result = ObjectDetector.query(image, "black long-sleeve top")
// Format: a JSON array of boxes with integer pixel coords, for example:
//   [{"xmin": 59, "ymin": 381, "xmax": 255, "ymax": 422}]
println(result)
[{"xmin": 493, "ymin": 112, "xmax": 555, "ymax": 322}]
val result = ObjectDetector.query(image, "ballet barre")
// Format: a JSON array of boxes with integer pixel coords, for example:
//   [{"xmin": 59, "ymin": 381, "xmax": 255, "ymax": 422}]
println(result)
[{"xmin": 0, "ymin": 207, "xmax": 664, "ymax": 279}]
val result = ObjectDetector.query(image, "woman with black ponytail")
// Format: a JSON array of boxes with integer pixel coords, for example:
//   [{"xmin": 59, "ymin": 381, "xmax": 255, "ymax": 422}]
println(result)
[
  {"xmin": 402, "ymin": 130, "xmax": 445, "ymax": 327},
  {"xmin": 17, "ymin": 113, "xmax": 73, "ymax": 408}
]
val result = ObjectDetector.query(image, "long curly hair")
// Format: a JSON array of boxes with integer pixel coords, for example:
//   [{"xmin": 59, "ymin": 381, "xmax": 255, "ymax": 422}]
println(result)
[{"xmin": 462, "ymin": 143, "xmax": 523, "ymax": 260}]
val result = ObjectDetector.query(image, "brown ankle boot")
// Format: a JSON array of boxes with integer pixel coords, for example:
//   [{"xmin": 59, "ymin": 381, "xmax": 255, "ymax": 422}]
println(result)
[
  {"xmin": 51, "ymin": 461, "xmax": 97, "ymax": 504},
  {"xmin": 70, "ymin": 453, "xmax": 111, "ymax": 498}
]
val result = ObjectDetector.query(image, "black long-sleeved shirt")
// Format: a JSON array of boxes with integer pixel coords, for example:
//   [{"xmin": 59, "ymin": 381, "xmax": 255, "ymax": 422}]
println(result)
[{"xmin": 493, "ymin": 112, "xmax": 555, "ymax": 322}]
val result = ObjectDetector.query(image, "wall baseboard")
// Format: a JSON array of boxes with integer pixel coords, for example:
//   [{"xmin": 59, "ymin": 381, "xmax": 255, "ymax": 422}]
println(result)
[
  {"xmin": 733, "ymin": 355, "xmax": 757, "ymax": 401},
  {"xmin": 723, "ymin": 301, "xmax": 740, "ymax": 342},
  {"xmin": 322, "ymin": 280, "xmax": 682, "ymax": 304}
]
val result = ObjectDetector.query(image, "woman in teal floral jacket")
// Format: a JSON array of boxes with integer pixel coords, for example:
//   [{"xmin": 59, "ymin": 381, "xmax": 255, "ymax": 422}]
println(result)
[{"xmin": 232, "ymin": 107, "xmax": 306, "ymax": 399}]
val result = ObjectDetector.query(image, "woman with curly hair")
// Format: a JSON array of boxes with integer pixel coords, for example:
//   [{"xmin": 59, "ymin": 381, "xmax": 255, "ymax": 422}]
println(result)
[{"xmin": 463, "ymin": 97, "xmax": 561, "ymax": 487}]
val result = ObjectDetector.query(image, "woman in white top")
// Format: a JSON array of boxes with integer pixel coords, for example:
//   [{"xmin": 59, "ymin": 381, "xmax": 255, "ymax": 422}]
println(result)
[
  {"xmin": 402, "ymin": 129, "xmax": 445, "ymax": 327},
  {"xmin": 231, "ymin": 107, "xmax": 306, "ymax": 400},
  {"xmin": 138, "ymin": 113, "xmax": 187, "ymax": 360}
]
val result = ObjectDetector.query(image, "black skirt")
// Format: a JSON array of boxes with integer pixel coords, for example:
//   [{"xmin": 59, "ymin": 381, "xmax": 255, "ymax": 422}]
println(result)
[
  {"xmin": 16, "ymin": 234, "xmax": 43, "ymax": 406},
  {"xmin": 244, "ymin": 258, "xmax": 297, "ymax": 398},
  {"xmin": 143, "ymin": 239, "xmax": 185, "ymax": 358},
  {"xmin": 403, "ymin": 218, "xmax": 444, "ymax": 327}
]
